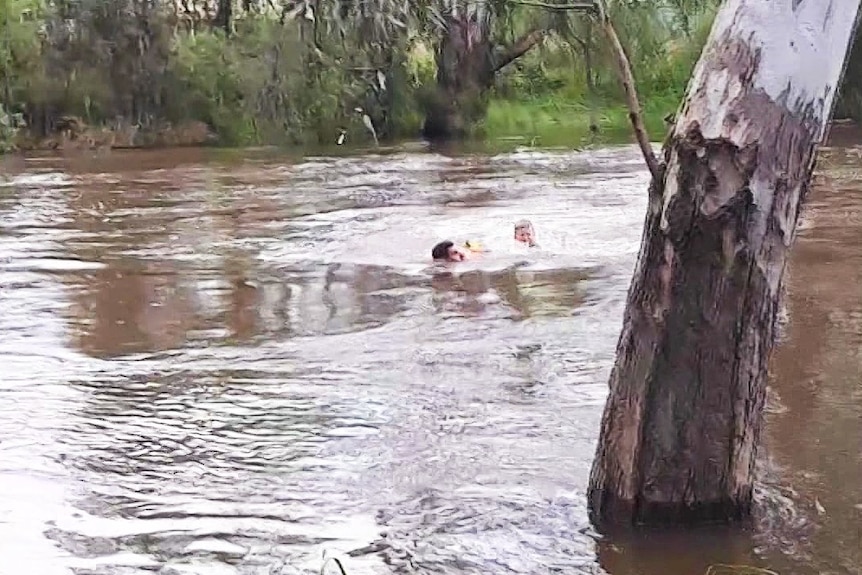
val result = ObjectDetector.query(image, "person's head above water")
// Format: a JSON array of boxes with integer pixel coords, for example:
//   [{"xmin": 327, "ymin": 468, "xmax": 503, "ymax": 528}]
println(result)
[
  {"xmin": 431, "ymin": 240, "xmax": 469, "ymax": 262},
  {"xmin": 514, "ymin": 219, "xmax": 536, "ymax": 246}
]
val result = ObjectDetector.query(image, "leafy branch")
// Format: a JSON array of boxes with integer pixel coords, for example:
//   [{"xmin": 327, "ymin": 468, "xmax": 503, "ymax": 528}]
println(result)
[{"xmin": 594, "ymin": 0, "xmax": 661, "ymax": 180}]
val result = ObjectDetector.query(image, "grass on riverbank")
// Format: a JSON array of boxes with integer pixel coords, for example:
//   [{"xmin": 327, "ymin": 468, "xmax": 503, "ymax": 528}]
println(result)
[{"xmin": 482, "ymin": 94, "xmax": 679, "ymax": 149}]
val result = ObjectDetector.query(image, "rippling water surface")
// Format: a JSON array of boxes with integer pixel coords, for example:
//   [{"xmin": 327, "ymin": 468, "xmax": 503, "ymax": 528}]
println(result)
[{"xmin": 1, "ymin": 143, "xmax": 860, "ymax": 575}]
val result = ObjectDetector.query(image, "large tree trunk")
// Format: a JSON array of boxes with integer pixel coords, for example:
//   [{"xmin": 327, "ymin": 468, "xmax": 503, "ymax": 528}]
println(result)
[
  {"xmin": 422, "ymin": 15, "xmax": 544, "ymax": 142},
  {"xmin": 588, "ymin": 0, "xmax": 862, "ymax": 529},
  {"xmin": 582, "ymin": 33, "xmax": 598, "ymax": 135},
  {"xmin": 214, "ymin": 0, "xmax": 232, "ymax": 35},
  {"xmin": 422, "ymin": 15, "xmax": 494, "ymax": 141},
  {"xmin": 835, "ymin": 25, "xmax": 862, "ymax": 121}
]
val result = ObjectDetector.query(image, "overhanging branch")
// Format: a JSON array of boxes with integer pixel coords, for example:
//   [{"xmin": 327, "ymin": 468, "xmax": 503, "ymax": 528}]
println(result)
[
  {"xmin": 598, "ymin": 9, "xmax": 661, "ymax": 182},
  {"xmin": 494, "ymin": 29, "xmax": 547, "ymax": 72},
  {"xmin": 509, "ymin": 0, "xmax": 597, "ymax": 11},
  {"xmin": 568, "ymin": 34, "xmax": 587, "ymax": 49},
  {"xmin": 495, "ymin": 0, "xmax": 596, "ymax": 71}
]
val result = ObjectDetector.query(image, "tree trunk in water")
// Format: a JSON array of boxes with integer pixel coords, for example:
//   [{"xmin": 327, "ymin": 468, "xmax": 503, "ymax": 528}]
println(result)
[
  {"xmin": 214, "ymin": 0, "xmax": 232, "ymax": 35},
  {"xmin": 422, "ymin": 14, "xmax": 495, "ymax": 141},
  {"xmin": 580, "ymin": 20, "xmax": 598, "ymax": 135},
  {"xmin": 422, "ymin": 16, "xmax": 545, "ymax": 142},
  {"xmin": 834, "ymin": 25, "xmax": 862, "ymax": 121},
  {"xmin": 588, "ymin": 0, "xmax": 862, "ymax": 529}
]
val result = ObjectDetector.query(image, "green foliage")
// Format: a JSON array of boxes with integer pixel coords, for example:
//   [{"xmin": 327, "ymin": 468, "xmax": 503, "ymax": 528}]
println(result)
[
  {"xmin": 1, "ymin": 0, "xmax": 421, "ymax": 148},
  {"xmin": 0, "ymin": 103, "xmax": 24, "ymax": 151},
  {"xmin": 0, "ymin": 0, "xmax": 725, "ymax": 150},
  {"xmin": 0, "ymin": 0, "xmax": 47, "ymax": 103},
  {"xmin": 6, "ymin": 0, "xmax": 857, "ymax": 150},
  {"xmin": 0, "ymin": 0, "xmax": 42, "ymax": 149},
  {"xmin": 165, "ymin": 29, "xmax": 257, "ymax": 145},
  {"xmin": 485, "ymin": 0, "xmax": 721, "ymax": 144}
]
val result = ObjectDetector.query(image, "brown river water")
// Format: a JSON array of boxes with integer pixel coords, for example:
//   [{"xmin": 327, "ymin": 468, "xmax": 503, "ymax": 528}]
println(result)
[{"xmin": 0, "ymin": 141, "xmax": 859, "ymax": 575}]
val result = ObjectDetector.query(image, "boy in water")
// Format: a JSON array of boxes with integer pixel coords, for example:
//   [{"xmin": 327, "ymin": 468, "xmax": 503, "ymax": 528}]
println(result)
[{"xmin": 514, "ymin": 219, "xmax": 537, "ymax": 247}]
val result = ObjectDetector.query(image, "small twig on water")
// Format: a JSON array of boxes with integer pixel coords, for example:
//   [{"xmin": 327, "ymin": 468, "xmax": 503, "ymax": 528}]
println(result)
[{"xmin": 705, "ymin": 564, "xmax": 780, "ymax": 575}]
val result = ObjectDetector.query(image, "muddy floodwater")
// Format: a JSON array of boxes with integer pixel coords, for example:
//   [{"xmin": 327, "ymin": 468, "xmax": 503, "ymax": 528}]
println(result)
[{"xmin": 0, "ymin": 142, "xmax": 860, "ymax": 575}]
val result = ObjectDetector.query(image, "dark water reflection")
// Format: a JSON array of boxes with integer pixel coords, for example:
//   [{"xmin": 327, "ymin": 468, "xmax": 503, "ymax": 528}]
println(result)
[{"xmin": 0, "ymin": 142, "xmax": 860, "ymax": 575}]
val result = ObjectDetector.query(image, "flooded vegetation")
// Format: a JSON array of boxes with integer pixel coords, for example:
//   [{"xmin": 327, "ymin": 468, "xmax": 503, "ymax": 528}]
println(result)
[{"xmin": 0, "ymin": 142, "xmax": 860, "ymax": 575}]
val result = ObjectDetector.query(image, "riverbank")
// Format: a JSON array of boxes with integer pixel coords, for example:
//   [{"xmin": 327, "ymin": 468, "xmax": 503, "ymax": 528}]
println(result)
[
  {"xmin": 4, "ymin": 111, "xmax": 860, "ymax": 159},
  {"xmin": 6, "ymin": 117, "xmax": 219, "ymax": 153},
  {"xmin": 2, "ymin": 98, "xmax": 671, "ymax": 155}
]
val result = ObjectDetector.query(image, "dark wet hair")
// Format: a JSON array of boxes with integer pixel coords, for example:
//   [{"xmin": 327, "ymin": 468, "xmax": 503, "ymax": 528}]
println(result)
[{"xmin": 431, "ymin": 240, "xmax": 454, "ymax": 260}]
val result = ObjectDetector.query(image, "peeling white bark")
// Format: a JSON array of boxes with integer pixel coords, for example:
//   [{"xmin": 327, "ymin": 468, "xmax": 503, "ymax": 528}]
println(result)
[
  {"xmin": 689, "ymin": 0, "xmax": 858, "ymax": 142},
  {"xmin": 665, "ymin": 0, "xmax": 862, "ymax": 295}
]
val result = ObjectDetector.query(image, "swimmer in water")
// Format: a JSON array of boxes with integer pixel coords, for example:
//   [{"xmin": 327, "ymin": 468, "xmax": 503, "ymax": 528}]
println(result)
[
  {"xmin": 431, "ymin": 239, "xmax": 484, "ymax": 262},
  {"xmin": 514, "ymin": 219, "xmax": 537, "ymax": 247},
  {"xmin": 431, "ymin": 240, "xmax": 470, "ymax": 262}
]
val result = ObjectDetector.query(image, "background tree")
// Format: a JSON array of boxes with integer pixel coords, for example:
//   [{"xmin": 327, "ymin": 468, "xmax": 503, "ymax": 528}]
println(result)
[{"xmin": 3, "ymin": 0, "xmax": 862, "ymax": 149}]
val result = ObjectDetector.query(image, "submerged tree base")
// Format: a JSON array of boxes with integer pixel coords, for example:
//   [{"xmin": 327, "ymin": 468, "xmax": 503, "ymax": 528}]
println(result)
[{"xmin": 588, "ymin": 490, "xmax": 751, "ymax": 528}]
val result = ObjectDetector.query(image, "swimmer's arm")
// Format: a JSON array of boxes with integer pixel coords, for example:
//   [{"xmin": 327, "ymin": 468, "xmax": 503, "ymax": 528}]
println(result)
[{"xmin": 464, "ymin": 241, "xmax": 488, "ymax": 253}]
